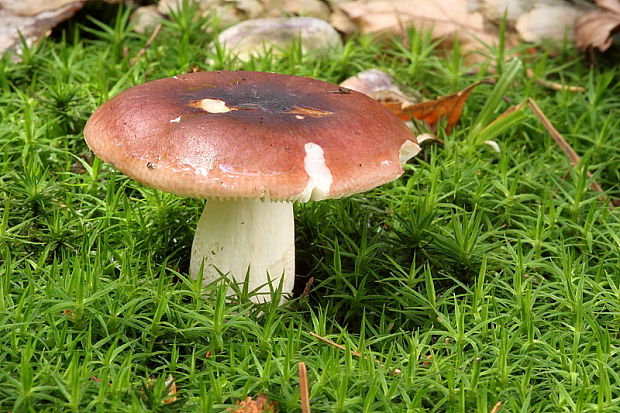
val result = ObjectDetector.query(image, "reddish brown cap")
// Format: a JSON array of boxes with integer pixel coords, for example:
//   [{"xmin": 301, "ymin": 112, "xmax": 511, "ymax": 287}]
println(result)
[{"xmin": 84, "ymin": 71, "xmax": 419, "ymax": 201}]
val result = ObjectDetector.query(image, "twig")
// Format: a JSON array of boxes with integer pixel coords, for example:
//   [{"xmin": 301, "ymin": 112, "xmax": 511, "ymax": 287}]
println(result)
[
  {"xmin": 528, "ymin": 99, "xmax": 581, "ymax": 166},
  {"xmin": 129, "ymin": 23, "xmax": 162, "ymax": 67},
  {"xmin": 527, "ymin": 98, "xmax": 617, "ymax": 207},
  {"xmin": 299, "ymin": 362, "xmax": 311, "ymax": 413},
  {"xmin": 490, "ymin": 401, "xmax": 502, "ymax": 413},
  {"xmin": 526, "ymin": 68, "xmax": 585, "ymax": 93},
  {"xmin": 309, "ymin": 332, "xmax": 401, "ymax": 374},
  {"xmin": 299, "ymin": 277, "xmax": 314, "ymax": 300},
  {"xmin": 309, "ymin": 332, "xmax": 365, "ymax": 358}
]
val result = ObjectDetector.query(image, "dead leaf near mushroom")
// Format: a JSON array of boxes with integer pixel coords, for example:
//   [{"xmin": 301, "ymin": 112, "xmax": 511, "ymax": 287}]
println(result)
[
  {"xmin": 141, "ymin": 374, "xmax": 178, "ymax": 405},
  {"xmin": 378, "ymin": 80, "xmax": 493, "ymax": 134},
  {"xmin": 340, "ymin": 68, "xmax": 488, "ymax": 136},
  {"xmin": 335, "ymin": 0, "xmax": 519, "ymax": 63},
  {"xmin": 576, "ymin": 0, "xmax": 620, "ymax": 52},
  {"xmin": 231, "ymin": 394, "xmax": 278, "ymax": 413}
]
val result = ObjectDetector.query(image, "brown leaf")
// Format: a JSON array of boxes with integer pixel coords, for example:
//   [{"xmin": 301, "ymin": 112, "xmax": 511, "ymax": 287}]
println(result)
[
  {"xmin": 490, "ymin": 401, "xmax": 503, "ymax": 413},
  {"xmin": 232, "ymin": 394, "xmax": 278, "ymax": 413},
  {"xmin": 597, "ymin": 0, "xmax": 620, "ymax": 14},
  {"xmin": 379, "ymin": 80, "xmax": 493, "ymax": 134},
  {"xmin": 576, "ymin": 0, "xmax": 620, "ymax": 51},
  {"xmin": 163, "ymin": 374, "xmax": 177, "ymax": 404},
  {"xmin": 0, "ymin": 0, "xmax": 79, "ymax": 16},
  {"xmin": 336, "ymin": 0, "xmax": 517, "ymax": 60},
  {"xmin": 515, "ymin": 4, "xmax": 584, "ymax": 43},
  {"xmin": 0, "ymin": 1, "xmax": 84, "ymax": 55}
]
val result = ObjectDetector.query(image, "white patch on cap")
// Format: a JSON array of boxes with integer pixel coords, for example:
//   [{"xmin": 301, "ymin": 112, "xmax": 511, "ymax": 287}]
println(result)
[
  {"xmin": 297, "ymin": 142, "xmax": 333, "ymax": 202},
  {"xmin": 295, "ymin": 115, "xmax": 305, "ymax": 120},
  {"xmin": 399, "ymin": 140, "xmax": 421, "ymax": 163},
  {"xmin": 170, "ymin": 116, "xmax": 181, "ymax": 123},
  {"xmin": 193, "ymin": 98, "xmax": 234, "ymax": 113}
]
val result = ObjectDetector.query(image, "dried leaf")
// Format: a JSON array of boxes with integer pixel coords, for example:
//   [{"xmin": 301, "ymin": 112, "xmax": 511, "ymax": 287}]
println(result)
[
  {"xmin": 417, "ymin": 133, "xmax": 445, "ymax": 145},
  {"xmin": 490, "ymin": 401, "xmax": 503, "ymax": 413},
  {"xmin": 0, "ymin": 2, "xmax": 84, "ymax": 55},
  {"xmin": 0, "ymin": 0, "xmax": 79, "ymax": 16},
  {"xmin": 379, "ymin": 80, "xmax": 493, "ymax": 134},
  {"xmin": 598, "ymin": 0, "xmax": 620, "ymax": 14},
  {"xmin": 576, "ymin": 0, "xmax": 620, "ymax": 51},
  {"xmin": 163, "ymin": 374, "xmax": 177, "ymax": 404},
  {"xmin": 232, "ymin": 394, "xmax": 278, "ymax": 413},
  {"xmin": 515, "ymin": 4, "xmax": 584, "ymax": 43},
  {"xmin": 337, "ymin": 0, "xmax": 518, "ymax": 60},
  {"xmin": 142, "ymin": 374, "xmax": 179, "ymax": 405}
]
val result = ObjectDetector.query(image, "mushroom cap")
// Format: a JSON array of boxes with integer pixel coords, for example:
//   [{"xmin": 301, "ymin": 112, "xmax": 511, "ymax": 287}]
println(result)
[{"xmin": 84, "ymin": 71, "xmax": 419, "ymax": 201}]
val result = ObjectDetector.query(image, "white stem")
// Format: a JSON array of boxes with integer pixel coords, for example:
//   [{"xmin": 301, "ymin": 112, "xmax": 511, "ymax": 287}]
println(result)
[{"xmin": 189, "ymin": 198, "xmax": 295, "ymax": 302}]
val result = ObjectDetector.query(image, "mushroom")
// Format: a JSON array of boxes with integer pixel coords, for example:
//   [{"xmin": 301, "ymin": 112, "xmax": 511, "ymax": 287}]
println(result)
[{"xmin": 84, "ymin": 71, "xmax": 420, "ymax": 302}]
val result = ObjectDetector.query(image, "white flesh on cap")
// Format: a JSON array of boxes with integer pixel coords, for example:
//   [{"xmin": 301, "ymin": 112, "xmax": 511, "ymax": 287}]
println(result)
[{"xmin": 189, "ymin": 199, "xmax": 295, "ymax": 302}]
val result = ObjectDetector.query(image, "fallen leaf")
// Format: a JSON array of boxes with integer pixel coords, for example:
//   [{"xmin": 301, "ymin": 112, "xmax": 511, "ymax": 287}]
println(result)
[
  {"xmin": 417, "ymin": 133, "xmax": 445, "ymax": 145},
  {"xmin": 515, "ymin": 4, "xmax": 584, "ymax": 43},
  {"xmin": 478, "ymin": 0, "xmax": 576, "ymax": 27},
  {"xmin": 576, "ymin": 0, "xmax": 620, "ymax": 51},
  {"xmin": 379, "ymin": 80, "xmax": 493, "ymax": 134},
  {"xmin": 490, "ymin": 401, "xmax": 503, "ymax": 413},
  {"xmin": 0, "ymin": 0, "xmax": 79, "ymax": 16},
  {"xmin": 0, "ymin": 1, "xmax": 84, "ymax": 56},
  {"xmin": 232, "ymin": 394, "xmax": 278, "ymax": 413},
  {"xmin": 163, "ymin": 374, "xmax": 177, "ymax": 404},
  {"xmin": 336, "ymin": 0, "xmax": 518, "ymax": 61},
  {"xmin": 142, "ymin": 374, "xmax": 179, "ymax": 405},
  {"xmin": 421, "ymin": 354, "xmax": 433, "ymax": 366}
]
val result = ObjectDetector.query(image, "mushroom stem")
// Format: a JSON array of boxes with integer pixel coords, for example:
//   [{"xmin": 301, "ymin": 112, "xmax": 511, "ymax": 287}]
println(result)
[{"xmin": 190, "ymin": 198, "xmax": 295, "ymax": 301}]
